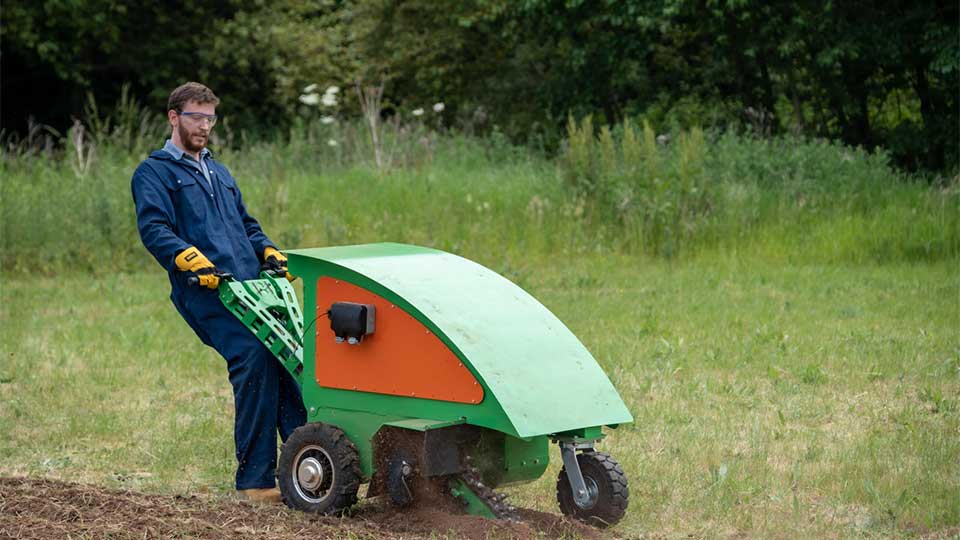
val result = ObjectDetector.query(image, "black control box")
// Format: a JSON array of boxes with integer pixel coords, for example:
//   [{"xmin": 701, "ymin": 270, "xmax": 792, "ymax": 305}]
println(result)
[{"xmin": 328, "ymin": 302, "xmax": 376, "ymax": 344}]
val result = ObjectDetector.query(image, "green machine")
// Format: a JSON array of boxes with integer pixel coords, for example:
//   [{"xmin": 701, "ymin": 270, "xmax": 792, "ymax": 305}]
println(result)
[{"xmin": 216, "ymin": 243, "xmax": 633, "ymax": 526}]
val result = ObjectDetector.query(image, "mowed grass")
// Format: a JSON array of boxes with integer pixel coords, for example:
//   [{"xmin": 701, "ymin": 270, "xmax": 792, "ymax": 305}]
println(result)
[{"xmin": 1, "ymin": 253, "xmax": 956, "ymax": 539}]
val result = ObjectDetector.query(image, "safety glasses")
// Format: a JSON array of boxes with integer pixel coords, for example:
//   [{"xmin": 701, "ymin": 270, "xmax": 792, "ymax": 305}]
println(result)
[{"xmin": 177, "ymin": 110, "xmax": 218, "ymax": 127}]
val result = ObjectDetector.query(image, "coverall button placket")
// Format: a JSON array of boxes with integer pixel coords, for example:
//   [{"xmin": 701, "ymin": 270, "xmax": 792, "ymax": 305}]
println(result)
[{"xmin": 192, "ymin": 166, "xmax": 213, "ymax": 198}]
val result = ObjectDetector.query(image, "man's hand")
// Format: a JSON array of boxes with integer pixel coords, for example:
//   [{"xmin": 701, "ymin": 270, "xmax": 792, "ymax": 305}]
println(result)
[
  {"xmin": 262, "ymin": 246, "xmax": 294, "ymax": 281},
  {"xmin": 175, "ymin": 246, "xmax": 221, "ymax": 289}
]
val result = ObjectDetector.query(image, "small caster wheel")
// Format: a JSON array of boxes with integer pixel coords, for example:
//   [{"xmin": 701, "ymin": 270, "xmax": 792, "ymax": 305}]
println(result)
[
  {"xmin": 277, "ymin": 422, "xmax": 362, "ymax": 514},
  {"xmin": 556, "ymin": 451, "xmax": 629, "ymax": 527}
]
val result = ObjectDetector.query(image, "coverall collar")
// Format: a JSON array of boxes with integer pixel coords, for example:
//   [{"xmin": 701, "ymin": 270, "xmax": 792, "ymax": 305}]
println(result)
[{"xmin": 162, "ymin": 138, "xmax": 211, "ymax": 162}]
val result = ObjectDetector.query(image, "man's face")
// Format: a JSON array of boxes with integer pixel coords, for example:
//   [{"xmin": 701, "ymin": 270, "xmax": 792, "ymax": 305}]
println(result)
[{"xmin": 170, "ymin": 101, "xmax": 216, "ymax": 153}]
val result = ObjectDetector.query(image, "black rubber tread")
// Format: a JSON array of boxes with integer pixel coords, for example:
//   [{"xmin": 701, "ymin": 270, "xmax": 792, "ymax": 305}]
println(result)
[
  {"xmin": 556, "ymin": 451, "xmax": 629, "ymax": 527},
  {"xmin": 277, "ymin": 422, "xmax": 362, "ymax": 514}
]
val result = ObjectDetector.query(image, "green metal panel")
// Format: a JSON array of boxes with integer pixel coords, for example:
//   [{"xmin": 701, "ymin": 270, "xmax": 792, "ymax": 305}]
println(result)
[
  {"xmin": 287, "ymin": 243, "xmax": 633, "ymax": 440},
  {"xmin": 502, "ymin": 435, "xmax": 550, "ymax": 485},
  {"xmin": 471, "ymin": 431, "xmax": 551, "ymax": 487}
]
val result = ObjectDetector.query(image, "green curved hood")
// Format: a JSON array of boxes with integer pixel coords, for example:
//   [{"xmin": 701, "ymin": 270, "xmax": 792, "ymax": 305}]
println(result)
[{"xmin": 287, "ymin": 243, "xmax": 633, "ymax": 438}]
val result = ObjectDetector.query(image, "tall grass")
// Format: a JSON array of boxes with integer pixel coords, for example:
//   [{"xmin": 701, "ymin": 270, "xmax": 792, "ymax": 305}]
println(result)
[
  {"xmin": 1, "ymin": 105, "xmax": 956, "ymax": 274},
  {"xmin": 560, "ymin": 115, "xmax": 958, "ymax": 261}
]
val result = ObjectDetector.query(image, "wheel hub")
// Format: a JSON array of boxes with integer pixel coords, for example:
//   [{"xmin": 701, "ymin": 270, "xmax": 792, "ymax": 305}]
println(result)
[
  {"xmin": 291, "ymin": 444, "xmax": 335, "ymax": 504},
  {"xmin": 574, "ymin": 476, "xmax": 600, "ymax": 509},
  {"xmin": 297, "ymin": 457, "xmax": 325, "ymax": 491}
]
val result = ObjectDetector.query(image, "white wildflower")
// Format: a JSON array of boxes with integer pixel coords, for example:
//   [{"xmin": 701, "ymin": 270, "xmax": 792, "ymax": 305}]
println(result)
[
  {"xmin": 325, "ymin": 86, "xmax": 340, "ymax": 95},
  {"xmin": 299, "ymin": 93, "xmax": 320, "ymax": 106},
  {"xmin": 321, "ymin": 116, "xmax": 335, "ymax": 125},
  {"xmin": 433, "ymin": 102, "xmax": 445, "ymax": 113},
  {"xmin": 412, "ymin": 108, "xmax": 425, "ymax": 117},
  {"xmin": 303, "ymin": 83, "xmax": 319, "ymax": 93},
  {"xmin": 321, "ymin": 93, "xmax": 338, "ymax": 107},
  {"xmin": 327, "ymin": 139, "xmax": 338, "ymax": 147}
]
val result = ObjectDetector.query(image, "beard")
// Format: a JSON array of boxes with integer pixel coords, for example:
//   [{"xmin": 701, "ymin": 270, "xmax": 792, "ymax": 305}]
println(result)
[{"xmin": 177, "ymin": 122, "xmax": 208, "ymax": 154}]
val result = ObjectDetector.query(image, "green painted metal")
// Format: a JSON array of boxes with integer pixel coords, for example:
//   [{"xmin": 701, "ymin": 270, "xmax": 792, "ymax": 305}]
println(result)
[
  {"xmin": 286, "ymin": 242, "xmax": 633, "ymax": 440},
  {"xmin": 501, "ymin": 435, "xmax": 550, "ymax": 486},
  {"xmin": 469, "ymin": 431, "xmax": 550, "ymax": 488},
  {"xmin": 448, "ymin": 478, "xmax": 497, "ymax": 519},
  {"xmin": 552, "ymin": 425, "xmax": 606, "ymax": 443},
  {"xmin": 219, "ymin": 272, "xmax": 305, "ymax": 384},
  {"xmin": 383, "ymin": 418, "xmax": 466, "ymax": 431}
]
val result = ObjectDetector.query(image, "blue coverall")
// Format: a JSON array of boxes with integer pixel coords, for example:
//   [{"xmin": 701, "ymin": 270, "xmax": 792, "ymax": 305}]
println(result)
[{"xmin": 131, "ymin": 148, "xmax": 306, "ymax": 490}]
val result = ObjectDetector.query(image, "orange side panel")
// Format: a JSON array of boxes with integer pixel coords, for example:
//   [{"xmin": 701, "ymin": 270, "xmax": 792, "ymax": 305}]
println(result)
[{"xmin": 314, "ymin": 277, "xmax": 484, "ymax": 404}]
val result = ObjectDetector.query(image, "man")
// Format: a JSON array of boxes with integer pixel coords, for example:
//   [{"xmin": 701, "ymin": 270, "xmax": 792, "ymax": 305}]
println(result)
[{"xmin": 131, "ymin": 82, "xmax": 306, "ymax": 503}]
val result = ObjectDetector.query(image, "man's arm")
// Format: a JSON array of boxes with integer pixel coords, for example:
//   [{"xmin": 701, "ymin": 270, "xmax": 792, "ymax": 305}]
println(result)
[{"xmin": 131, "ymin": 161, "xmax": 191, "ymax": 270}]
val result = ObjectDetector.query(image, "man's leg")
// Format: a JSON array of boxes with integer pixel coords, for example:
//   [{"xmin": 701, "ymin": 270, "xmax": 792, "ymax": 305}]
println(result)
[
  {"xmin": 226, "ymin": 343, "xmax": 286, "ymax": 488},
  {"xmin": 181, "ymin": 294, "xmax": 306, "ymax": 489},
  {"xmin": 277, "ymin": 367, "xmax": 306, "ymax": 442}
]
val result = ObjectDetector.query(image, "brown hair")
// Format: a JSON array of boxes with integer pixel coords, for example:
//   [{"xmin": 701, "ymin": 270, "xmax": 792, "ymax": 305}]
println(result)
[{"xmin": 167, "ymin": 82, "xmax": 220, "ymax": 112}]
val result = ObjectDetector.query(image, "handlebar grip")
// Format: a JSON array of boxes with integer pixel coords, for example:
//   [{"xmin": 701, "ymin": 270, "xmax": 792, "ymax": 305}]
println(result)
[{"xmin": 186, "ymin": 272, "xmax": 232, "ymax": 287}]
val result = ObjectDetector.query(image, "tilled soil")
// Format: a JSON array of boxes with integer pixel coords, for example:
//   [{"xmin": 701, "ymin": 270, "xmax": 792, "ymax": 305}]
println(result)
[{"xmin": 0, "ymin": 477, "xmax": 608, "ymax": 540}]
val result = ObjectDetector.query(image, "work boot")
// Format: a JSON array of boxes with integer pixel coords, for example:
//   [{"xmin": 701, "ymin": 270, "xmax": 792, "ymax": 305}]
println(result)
[{"xmin": 236, "ymin": 487, "xmax": 282, "ymax": 504}]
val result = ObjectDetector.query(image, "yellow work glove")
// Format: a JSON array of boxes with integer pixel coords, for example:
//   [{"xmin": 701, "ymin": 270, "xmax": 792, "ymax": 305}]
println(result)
[
  {"xmin": 175, "ymin": 246, "xmax": 220, "ymax": 289},
  {"xmin": 262, "ymin": 246, "xmax": 294, "ymax": 281}
]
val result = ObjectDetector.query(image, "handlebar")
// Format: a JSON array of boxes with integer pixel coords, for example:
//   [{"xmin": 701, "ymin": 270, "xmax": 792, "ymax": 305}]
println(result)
[
  {"xmin": 187, "ymin": 271, "xmax": 234, "ymax": 286},
  {"xmin": 186, "ymin": 268, "xmax": 289, "ymax": 287}
]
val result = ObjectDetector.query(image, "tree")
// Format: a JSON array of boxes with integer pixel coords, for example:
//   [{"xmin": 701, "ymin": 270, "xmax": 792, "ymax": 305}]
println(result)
[{"xmin": 2, "ymin": 0, "xmax": 352, "ymax": 135}]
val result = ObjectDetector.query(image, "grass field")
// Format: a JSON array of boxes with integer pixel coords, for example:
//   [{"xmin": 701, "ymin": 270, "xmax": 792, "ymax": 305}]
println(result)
[{"xmin": 1, "ymin": 252, "xmax": 956, "ymax": 539}]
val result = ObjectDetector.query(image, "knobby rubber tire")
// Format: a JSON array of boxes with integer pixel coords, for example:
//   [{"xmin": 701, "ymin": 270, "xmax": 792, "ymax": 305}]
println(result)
[
  {"xmin": 277, "ymin": 422, "xmax": 362, "ymax": 514},
  {"xmin": 556, "ymin": 451, "xmax": 629, "ymax": 527}
]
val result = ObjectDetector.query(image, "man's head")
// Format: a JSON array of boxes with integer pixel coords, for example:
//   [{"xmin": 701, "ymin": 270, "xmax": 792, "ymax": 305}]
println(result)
[{"xmin": 167, "ymin": 82, "xmax": 220, "ymax": 154}]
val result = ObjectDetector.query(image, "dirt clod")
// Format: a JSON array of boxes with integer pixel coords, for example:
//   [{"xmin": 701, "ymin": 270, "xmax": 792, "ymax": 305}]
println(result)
[{"xmin": 0, "ymin": 476, "xmax": 609, "ymax": 539}]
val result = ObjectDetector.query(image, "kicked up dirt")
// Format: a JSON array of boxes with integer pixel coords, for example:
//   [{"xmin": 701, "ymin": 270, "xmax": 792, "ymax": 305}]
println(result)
[{"xmin": 0, "ymin": 476, "xmax": 609, "ymax": 540}]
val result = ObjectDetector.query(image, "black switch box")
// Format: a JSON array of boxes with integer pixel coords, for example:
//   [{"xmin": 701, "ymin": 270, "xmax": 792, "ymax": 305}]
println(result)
[{"xmin": 328, "ymin": 302, "xmax": 376, "ymax": 343}]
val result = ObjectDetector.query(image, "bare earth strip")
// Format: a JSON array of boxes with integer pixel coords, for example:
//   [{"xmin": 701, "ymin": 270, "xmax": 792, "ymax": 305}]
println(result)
[{"xmin": 0, "ymin": 477, "xmax": 605, "ymax": 540}]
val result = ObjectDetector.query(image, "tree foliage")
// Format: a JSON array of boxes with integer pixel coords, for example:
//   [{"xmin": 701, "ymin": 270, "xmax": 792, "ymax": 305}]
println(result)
[
  {"xmin": 2, "ymin": 0, "xmax": 351, "ymax": 135},
  {"xmin": 2, "ymin": 0, "xmax": 957, "ymax": 171}
]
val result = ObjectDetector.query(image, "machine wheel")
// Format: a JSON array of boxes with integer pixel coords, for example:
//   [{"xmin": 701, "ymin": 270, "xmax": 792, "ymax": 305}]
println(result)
[
  {"xmin": 277, "ymin": 422, "xmax": 362, "ymax": 514},
  {"xmin": 556, "ymin": 451, "xmax": 628, "ymax": 527}
]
